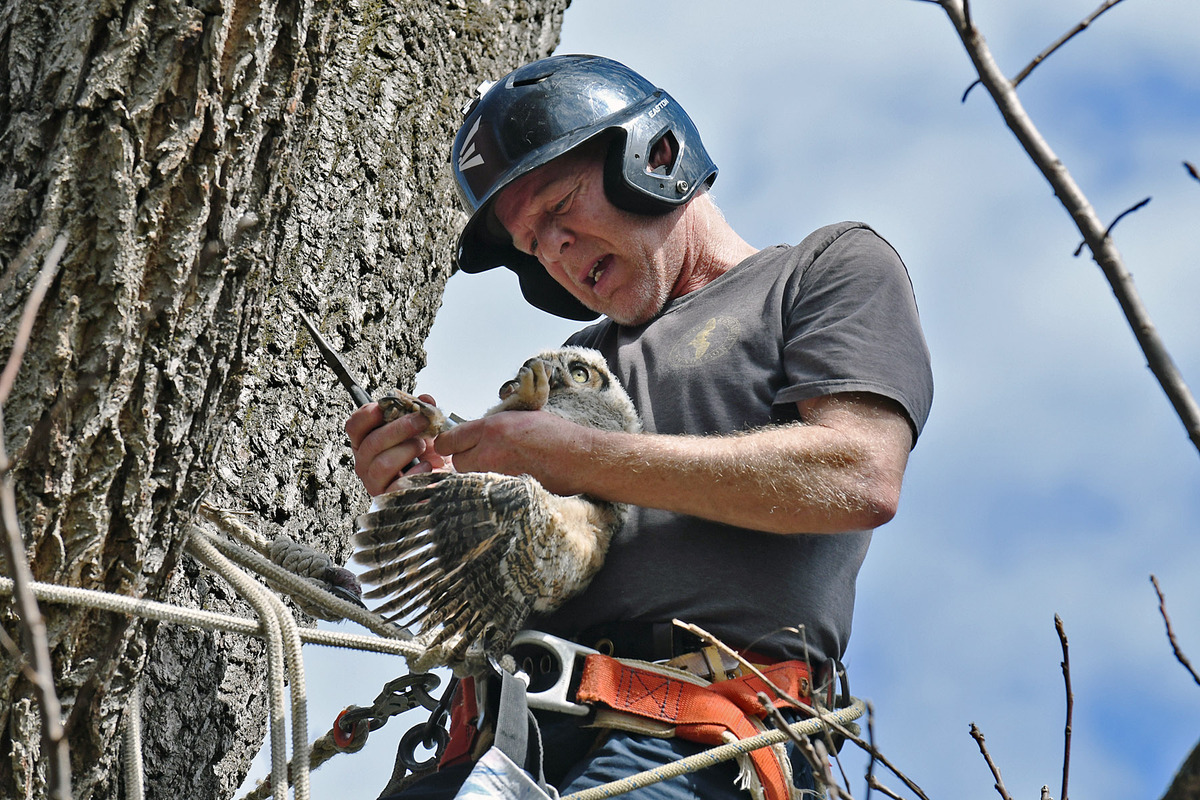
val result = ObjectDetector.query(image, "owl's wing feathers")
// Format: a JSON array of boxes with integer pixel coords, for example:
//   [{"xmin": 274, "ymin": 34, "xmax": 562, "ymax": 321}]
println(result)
[{"xmin": 353, "ymin": 471, "xmax": 619, "ymax": 658}]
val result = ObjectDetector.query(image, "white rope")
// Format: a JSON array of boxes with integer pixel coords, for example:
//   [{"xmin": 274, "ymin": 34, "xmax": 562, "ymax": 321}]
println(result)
[
  {"xmin": 560, "ymin": 699, "xmax": 868, "ymax": 800},
  {"xmin": 0, "ymin": 577, "xmax": 418, "ymax": 657},
  {"xmin": 191, "ymin": 526, "xmax": 314, "ymax": 800},
  {"xmin": 121, "ymin": 682, "xmax": 144, "ymax": 800},
  {"xmin": 199, "ymin": 507, "xmax": 415, "ymax": 642},
  {"xmin": 0, "ymin": 572, "xmax": 428, "ymax": 799},
  {"xmin": 188, "ymin": 532, "xmax": 293, "ymax": 800}
]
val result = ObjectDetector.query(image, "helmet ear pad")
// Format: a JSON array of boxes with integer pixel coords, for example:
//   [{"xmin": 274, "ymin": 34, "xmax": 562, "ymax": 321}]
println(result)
[{"xmin": 602, "ymin": 129, "xmax": 684, "ymax": 216}]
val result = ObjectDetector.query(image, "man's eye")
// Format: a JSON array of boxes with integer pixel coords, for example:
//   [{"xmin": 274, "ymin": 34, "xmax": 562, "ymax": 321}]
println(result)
[{"xmin": 529, "ymin": 237, "xmax": 538, "ymax": 254}]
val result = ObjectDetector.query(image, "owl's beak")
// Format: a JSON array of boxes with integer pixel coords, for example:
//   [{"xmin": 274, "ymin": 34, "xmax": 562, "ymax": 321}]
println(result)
[{"xmin": 546, "ymin": 364, "xmax": 568, "ymax": 390}]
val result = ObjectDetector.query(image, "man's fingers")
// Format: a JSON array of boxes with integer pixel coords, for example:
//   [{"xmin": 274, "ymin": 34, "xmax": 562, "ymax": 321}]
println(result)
[
  {"xmin": 346, "ymin": 407, "xmax": 436, "ymax": 495},
  {"xmin": 345, "ymin": 402, "xmax": 386, "ymax": 449},
  {"xmin": 432, "ymin": 418, "xmax": 481, "ymax": 457}
]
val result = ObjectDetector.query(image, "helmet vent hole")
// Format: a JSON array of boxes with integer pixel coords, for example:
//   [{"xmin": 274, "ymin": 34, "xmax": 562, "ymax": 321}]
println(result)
[
  {"xmin": 513, "ymin": 72, "xmax": 554, "ymax": 87},
  {"xmin": 647, "ymin": 131, "xmax": 679, "ymax": 176}
]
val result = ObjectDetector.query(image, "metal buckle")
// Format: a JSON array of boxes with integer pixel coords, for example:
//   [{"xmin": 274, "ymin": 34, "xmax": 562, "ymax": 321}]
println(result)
[{"xmin": 507, "ymin": 630, "xmax": 598, "ymax": 716}]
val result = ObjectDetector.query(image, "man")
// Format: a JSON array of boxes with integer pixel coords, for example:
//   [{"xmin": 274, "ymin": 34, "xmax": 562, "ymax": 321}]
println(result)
[{"xmin": 347, "ymin": 55, "xmax": 933, "ymax": 799}]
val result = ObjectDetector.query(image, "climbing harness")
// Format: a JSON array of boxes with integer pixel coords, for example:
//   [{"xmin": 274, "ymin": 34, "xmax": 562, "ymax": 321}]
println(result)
[
  {"xmin": 576, "ymin": 654, "xmax": 816, "ymax": 800},
  {"xmin": 439, "ymin": 629, "xmax": 850, "ymax": 800}
]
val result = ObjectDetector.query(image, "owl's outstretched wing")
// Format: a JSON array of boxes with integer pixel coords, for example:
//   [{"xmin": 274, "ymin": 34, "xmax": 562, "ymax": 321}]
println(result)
[{"xmin": 353, "ymin": 472, "xmax": 537, "ymax": 658}]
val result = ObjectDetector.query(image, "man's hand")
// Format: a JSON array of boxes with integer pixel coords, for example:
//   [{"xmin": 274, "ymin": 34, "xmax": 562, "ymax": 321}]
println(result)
[
  {"xmin": 346, "ymin": 394, "xmax": 450, "ymax": 496},
  {"xmin": 434, "ymin": 409, "xmax": 596, "ymax": 497}
]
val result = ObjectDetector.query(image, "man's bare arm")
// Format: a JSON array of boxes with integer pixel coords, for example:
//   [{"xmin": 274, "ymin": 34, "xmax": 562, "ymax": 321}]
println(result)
[{"xmin": 435, "ymin": 392, "xmax": 913, "ymax": 534}]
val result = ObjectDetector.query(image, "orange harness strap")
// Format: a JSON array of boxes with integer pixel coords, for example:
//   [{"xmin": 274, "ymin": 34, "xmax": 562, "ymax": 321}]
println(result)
[{"xmin": 576, "ymin": 655, "xmax": 814, "ymax": 800}]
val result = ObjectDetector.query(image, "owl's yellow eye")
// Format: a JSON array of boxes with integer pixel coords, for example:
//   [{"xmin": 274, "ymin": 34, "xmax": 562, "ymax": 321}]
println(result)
[{"xmin": 569, "ymin": 364, "xmax": 590, "ymax": 383}]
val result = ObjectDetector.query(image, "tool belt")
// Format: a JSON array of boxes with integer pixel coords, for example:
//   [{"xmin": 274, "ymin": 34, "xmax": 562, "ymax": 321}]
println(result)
[{"xmin": 440, "ymin": 628, "xmax": 829, "ymax": 800}]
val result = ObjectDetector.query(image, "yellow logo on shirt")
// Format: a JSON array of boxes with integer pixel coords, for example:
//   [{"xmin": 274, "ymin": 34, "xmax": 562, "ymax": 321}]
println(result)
[{"xmin": 670, "ymin": 316, "xmax": 741, "ymax": 367}]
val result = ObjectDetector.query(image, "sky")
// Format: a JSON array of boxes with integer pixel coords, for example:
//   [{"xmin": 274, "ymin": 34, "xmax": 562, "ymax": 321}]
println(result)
[{"xmin": 247, "ymin": 2, "xmax": 1200, "ymax": 798}]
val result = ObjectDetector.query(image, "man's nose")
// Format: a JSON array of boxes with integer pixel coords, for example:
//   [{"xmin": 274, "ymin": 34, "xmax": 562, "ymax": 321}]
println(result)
[{"xmin": 536, "ymin": 219, "xmax": 573, "ymax": 264}]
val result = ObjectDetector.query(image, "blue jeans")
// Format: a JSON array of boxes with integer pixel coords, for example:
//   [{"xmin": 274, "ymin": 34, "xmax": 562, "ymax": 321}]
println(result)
[{"xmin": 383, "ymin": 710, "xmax": 819, "ymax": 800}]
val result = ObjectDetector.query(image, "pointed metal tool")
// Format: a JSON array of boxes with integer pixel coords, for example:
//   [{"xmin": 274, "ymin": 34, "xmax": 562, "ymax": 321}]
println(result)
[
  {"xmin": 295, "ymin": 306, "xmax": 465, "ymax": 427},
  {"xmin": 296, "ymin": 308, "xmax": 374, "ymax": 408}
]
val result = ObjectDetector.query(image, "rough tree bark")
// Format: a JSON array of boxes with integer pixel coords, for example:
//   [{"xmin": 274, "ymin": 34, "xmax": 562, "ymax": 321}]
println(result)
[{"xmin": 0, "ymin": 1, "xmax": 569, "ymax": 798}]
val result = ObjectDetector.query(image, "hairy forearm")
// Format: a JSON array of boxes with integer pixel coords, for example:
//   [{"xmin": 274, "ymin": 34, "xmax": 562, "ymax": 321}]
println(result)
[
  {"xmin": 575, "ymin": 421, "xmax": 905, "ymax": 534},
  {"xmin": 436, "ymin": 393, "xmax": 913, "ymax": 534}
]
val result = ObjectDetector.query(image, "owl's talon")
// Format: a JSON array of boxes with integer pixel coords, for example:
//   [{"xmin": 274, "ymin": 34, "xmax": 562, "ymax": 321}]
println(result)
[
  {"xmin": 496, "ymin": 359, "xmax": 551, "ymax": 411},
  {"xmin": 378, "ymin": 393, "xmax": 450, "ymax": 436}
]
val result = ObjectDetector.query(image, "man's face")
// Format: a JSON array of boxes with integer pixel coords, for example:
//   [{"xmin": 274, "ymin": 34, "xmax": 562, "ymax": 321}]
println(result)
[{"xmin": 493, "ymin": 145, "xmax": 686, "ymax": 326}]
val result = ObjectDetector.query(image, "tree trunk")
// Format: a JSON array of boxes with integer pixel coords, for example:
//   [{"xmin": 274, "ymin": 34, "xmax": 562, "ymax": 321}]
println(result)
[{"xmin": 0, "ymin": 1, "xmax": 568, "ymax": 798}]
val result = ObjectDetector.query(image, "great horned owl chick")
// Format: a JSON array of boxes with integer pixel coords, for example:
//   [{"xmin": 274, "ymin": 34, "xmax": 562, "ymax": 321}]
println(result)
[{"xmin": 353, "ymin": 347, "xmax": 641, "ymax": 669}]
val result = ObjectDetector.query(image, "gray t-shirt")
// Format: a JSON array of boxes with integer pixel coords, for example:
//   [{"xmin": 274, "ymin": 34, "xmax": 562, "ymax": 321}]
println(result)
[{"xmin": 529, "ymin": 222, "xmax": 934, "ymax": 665}]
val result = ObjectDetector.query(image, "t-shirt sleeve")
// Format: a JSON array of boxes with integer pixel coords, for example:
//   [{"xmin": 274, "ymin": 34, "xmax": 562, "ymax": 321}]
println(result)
[{"xmin": 775, "ymin": 224, "xmax": 934, "ymax": 442}]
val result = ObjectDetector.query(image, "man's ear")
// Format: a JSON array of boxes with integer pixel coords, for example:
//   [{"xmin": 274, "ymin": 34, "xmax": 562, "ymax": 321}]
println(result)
[{"xmin": 647, "ymin": 131, "xmax": 679, "ymax": 175}]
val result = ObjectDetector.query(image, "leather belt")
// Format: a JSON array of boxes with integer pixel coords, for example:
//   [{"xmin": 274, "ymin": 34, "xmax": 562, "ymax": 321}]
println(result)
[{"xmin": 576, "ymin": 621, "xmax": 706, "ymax": 661}]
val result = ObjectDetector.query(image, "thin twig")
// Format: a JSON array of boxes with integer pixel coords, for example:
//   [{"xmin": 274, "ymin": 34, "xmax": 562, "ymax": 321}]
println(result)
[
  {"xmin": 761, "ymin": 693, "xmax": 854, "ymax": 799},
  {"xmin": 0, "ymin": 225, "xmax": 52, "ymax": 298},
  {"xmin": 935, "ymin": 1, "xmax": 1200, "ymax": 456},
  {"xmin": 1150, "ymin": 575, "xmax": 1200, "ymax": 687},
  {"xmin": 865, "ymin": 700, "xmax": 878, "ymax": 800},
  {"xmin": 1012, "ymin": 0, "xmax": 1130, "ymax": 88},
  {"xmin": 962, "ymin": 0, "xmax": 1130, "ymax": 102},
  {"xmin": 1054, "ymin": 615, "xmax": 1073, "ymax": 800},
  {"xmin": 0, "ymin": 235, "xmax": 72, "ymax": 800},
  {"xmin": 868, "ymin": 775, "xmax": 906, "ymax": 800},
  {"xmin": 815, "ymin": 738, "xmax": 854, "ymax": 800},
  {"xmin": 675, "ymin": 619, "xmax": 932, "ymax": 800},
  {"xmin": 0, "ymin": 235, "xmax": 66, "ymax": 407},
  {"xmin": 0, "ymin": 624, "xmax": 39, "ymax": 682},
  {"xmin": 970, "ymin": 723, "xmax": 1015, "ymax": 800},
  {"xmin": 1073, "ymin": 197, "xmax": 1151, "ymax": 257}
]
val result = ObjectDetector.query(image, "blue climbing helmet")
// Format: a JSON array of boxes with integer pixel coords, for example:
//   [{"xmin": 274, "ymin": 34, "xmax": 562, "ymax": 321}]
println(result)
[{"xmin": 451, "ymin": 54, "xmax": 718, "ymax": 320}]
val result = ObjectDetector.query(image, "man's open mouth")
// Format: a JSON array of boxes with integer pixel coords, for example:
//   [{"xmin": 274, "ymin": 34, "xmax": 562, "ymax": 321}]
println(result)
[{"xmin": 586, "ymin": 255, "xmax": 610, "ymax": 288}]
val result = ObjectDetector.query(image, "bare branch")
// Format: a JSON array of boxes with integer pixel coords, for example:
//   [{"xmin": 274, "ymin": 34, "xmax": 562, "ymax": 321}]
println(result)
[
  {"xmin": 0, "ymin": 235, "xmax": 67, "ymax": 406},
  {"xmin": 962, "ymin": 0, "xmax": 1131, "ymax": 102},
  {"xmin": 866, "ymin": 700, "xmax": 879, "ymax": 800},
  {"xmin": 970, "ymin": 723, "xmax": 1015, "ymax": 800},
  {"xmin": 1074, "ymin": 197, "xmax": 1151, "ymax": 257},
  {"xmin": 935, "ymin": 2, "xmax": 1200, "ymax": 457},
  {"xmin": 675, "ymin": 619, "xmax": 932, "ymax": 800},
  {"xmin": 1012, "ymin": 0, "xmax": 1131, "ymax": 88},
  {"xmin": 867, "ymin": 775, "xmax": 906, "ymax": 800},
  {"xmin": 0, "ymin": 226, "xmax": 52, "ymax": 298},
  {"xmin": 1055, "ymin": 614, "xmax": 1073, "ymax": 800},
  {"xmin": 760, "ymin": 692, "xmax": 855, "ymax": 800},
  {"xmin": 1150, "ymin": 575, "xmax": 1200, "ymax": 687},
  {"xmin": 0, "ymin": 232, "xmax": 72, "ymax": 800}
]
